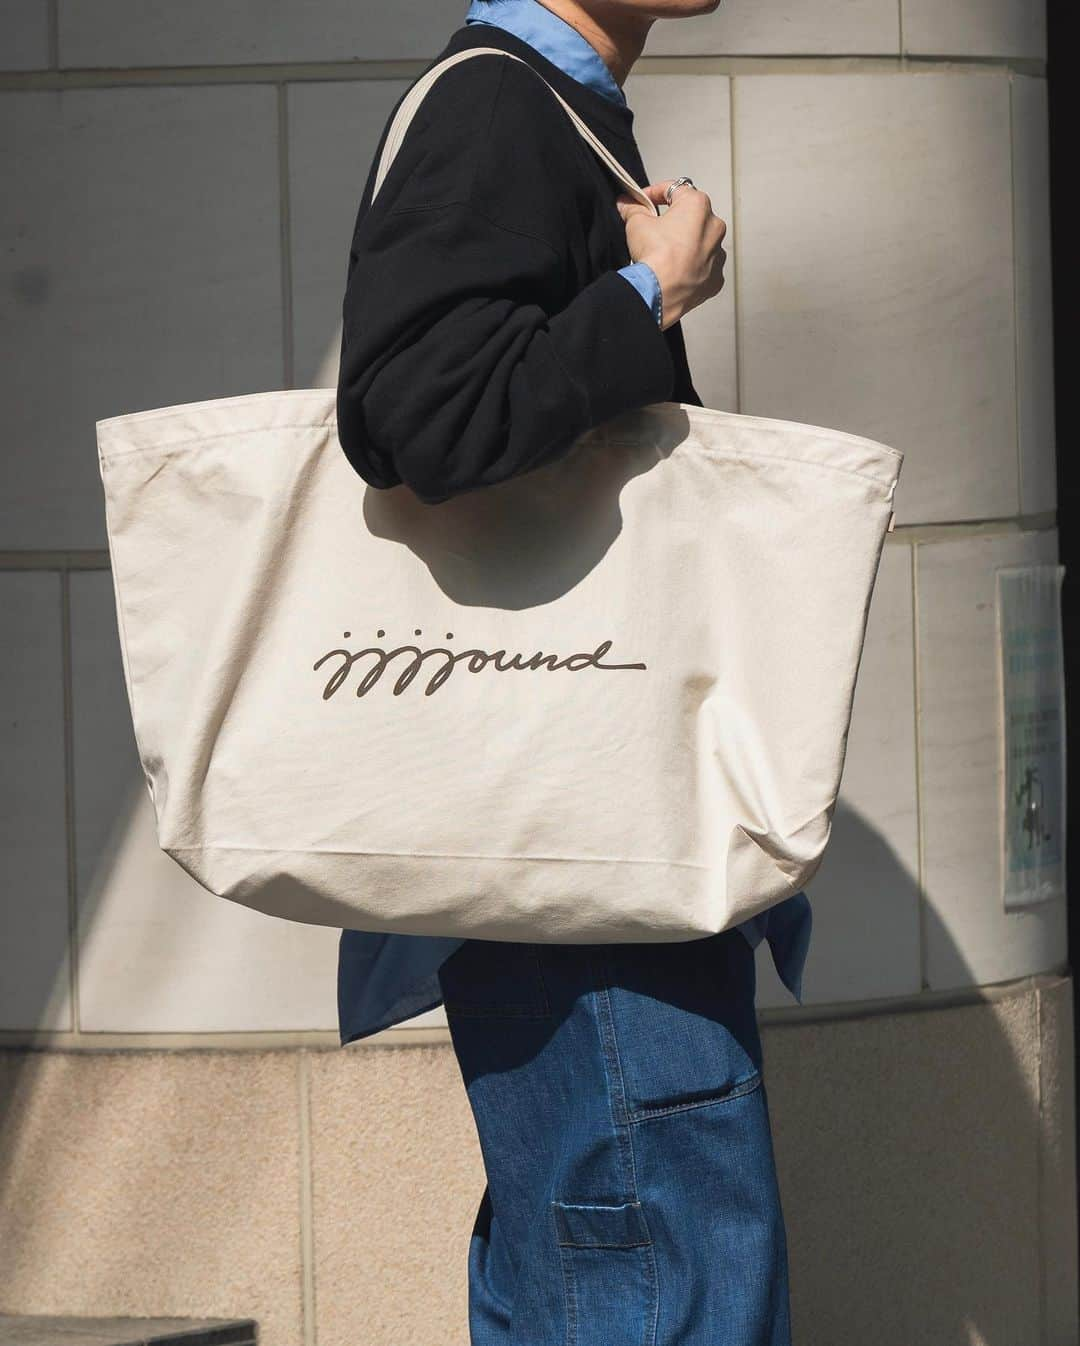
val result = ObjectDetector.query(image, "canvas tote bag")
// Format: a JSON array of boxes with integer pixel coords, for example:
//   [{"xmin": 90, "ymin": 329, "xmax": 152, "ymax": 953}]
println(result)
[{"xmin": 96, "ymin": 47, "xmax": 903, "ymax": 943}]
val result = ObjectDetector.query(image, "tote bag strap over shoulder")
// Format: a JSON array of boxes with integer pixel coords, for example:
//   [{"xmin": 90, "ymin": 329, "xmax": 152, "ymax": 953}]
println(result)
[
  {"xmin": 369, "ymin": 43, "xmax": 900, "ymax": 536},
  {"xmin": 370, "ymin": 45, "xmax": 659, "ymax": 215}
]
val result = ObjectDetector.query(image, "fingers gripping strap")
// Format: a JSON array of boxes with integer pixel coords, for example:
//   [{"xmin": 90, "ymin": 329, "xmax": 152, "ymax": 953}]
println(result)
[{"xmin": 370, "ymin": 46, "xmax": 658, "ymax": 215}]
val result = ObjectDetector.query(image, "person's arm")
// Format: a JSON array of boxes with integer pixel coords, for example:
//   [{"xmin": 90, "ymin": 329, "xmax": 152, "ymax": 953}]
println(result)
[{"xmin": 336, "ymin": 73, "xmax": 674, "ymax": 504}]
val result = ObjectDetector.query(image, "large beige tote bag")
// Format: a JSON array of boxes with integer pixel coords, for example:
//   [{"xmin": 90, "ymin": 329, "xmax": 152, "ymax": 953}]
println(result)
[{"xmin": 96, "ymin": 48, "xmax": 903, "ymax": 942}]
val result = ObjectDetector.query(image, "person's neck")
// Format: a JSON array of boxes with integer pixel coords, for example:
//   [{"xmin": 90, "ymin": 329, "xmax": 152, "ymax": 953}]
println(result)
[{"xmin": 532, "ymin": 0, "xmax": 652, "ymax": 88}]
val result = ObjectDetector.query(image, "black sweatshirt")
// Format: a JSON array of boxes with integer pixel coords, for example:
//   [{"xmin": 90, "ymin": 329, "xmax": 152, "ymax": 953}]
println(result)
[{"xmin": 336, "ymin": 21, "xmax": 703, "ymax": 505}]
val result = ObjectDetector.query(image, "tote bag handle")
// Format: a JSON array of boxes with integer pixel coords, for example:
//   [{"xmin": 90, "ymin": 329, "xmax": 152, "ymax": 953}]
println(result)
[{"xmin": 370, "ymin": 45, "xmax": 659, "ymax": 215}]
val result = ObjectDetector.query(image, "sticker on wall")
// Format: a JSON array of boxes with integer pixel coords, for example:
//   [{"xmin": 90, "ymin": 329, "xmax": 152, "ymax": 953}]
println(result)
[{"xmin": 996, "ymin": 564, "xmax": 1067, "ymax": 910}]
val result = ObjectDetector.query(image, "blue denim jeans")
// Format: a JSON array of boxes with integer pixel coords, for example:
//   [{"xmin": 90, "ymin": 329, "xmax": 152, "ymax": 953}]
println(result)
[{"xmin": 437, "ymin": 926, "xmax": 792, "ymax": 1346}]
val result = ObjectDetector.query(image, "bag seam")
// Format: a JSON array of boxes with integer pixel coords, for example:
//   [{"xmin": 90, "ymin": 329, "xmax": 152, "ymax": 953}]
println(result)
[
  {"xmin": 100, "ymin": 427, "xmax": 896, "ymax": 488},
  {"xmin": 603, "ymin": 443, "xmax": 899, "ymax": 490},
  {"xmin": 167, "ymin": 843, "xmax": 709, "ymax": 870},
  {"xmin": 98, "ymin": 389, "xmax": 902, "ymax": 464}
]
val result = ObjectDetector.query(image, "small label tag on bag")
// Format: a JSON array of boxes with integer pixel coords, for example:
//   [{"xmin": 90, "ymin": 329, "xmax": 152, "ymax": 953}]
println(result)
[{"xmin": 887, "ymin": 511, "xmax": 896, "ymax": 532}]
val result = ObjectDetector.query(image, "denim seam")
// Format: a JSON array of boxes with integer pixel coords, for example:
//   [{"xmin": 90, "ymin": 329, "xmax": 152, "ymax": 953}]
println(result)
[
  {"xmin": 589, "ymin": 957, "xmax": 633, "ymax": 1153},
  {"xmin": 590, "ymin": 954, "xmax": 659, "ymax": 1346},
  {"xmin": 627, "ymin": 1071, "xmax": 764, "ymax": 1123},
  {"xmin": 558, "ymin": 1239, "xmax": 579, "ymax": 1346},
  {"xmin": 645, "ymin": 1235, "xmax": 660, "ymax": 1346}
]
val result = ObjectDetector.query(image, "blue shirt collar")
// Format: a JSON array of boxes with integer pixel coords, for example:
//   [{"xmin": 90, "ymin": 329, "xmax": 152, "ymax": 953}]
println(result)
[{"xmin": 465, "ymin": 0, "xmax": 627, "ymax": 107}]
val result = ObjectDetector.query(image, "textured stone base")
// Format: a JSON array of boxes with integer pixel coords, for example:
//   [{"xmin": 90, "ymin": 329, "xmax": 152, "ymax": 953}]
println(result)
[{"xmin": 0, "ymin": 975, "xmax": 1075, "ymax": 1346}]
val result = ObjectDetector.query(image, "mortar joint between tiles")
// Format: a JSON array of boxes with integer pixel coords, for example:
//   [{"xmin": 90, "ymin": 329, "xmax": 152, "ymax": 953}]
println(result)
[
  {"xmin": 298, "ymin": 1049, "xmax": 317, "ymax": 1346},
  {"xmin": 1007, "ymin": 74, "xmax": 1025, "ymax": 517},
  {"xmin": 46, "ymin": 0, "xmax": 59, "ymax": 70},
  {"xmin": 59, "ymin": 570, "xmax": 80, "ymax": 1032},
  {"xmin": 0, "ymin": 54, "xmax": 1047, "ymax": 95},
  {"xmin": 910, "ymin": 542, "xmax": 929, "ymax": 992},
  {"xmin": 728, "ymin": 76, "xmax": 741, "ymax": 416},
  {"xmin": 277, "ymin": 81, "xmax": 295, "ymax": 392}
]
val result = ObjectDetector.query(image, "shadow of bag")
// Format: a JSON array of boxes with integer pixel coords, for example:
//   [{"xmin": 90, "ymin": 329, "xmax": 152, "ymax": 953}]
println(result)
[{"xmin": 95, "ymin": 48, "xmax": 903, "ymax": 943}]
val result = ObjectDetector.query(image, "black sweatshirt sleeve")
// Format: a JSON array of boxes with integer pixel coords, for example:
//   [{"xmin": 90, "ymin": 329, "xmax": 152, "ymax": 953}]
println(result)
[{"xmin": 335, "ymin": 73, "xmax": 675, "ymax": 504}]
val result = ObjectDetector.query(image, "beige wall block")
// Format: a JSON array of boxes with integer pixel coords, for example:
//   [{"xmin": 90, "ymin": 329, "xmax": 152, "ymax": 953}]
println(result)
[
  {"xmin": 0, "ymin": 0, "xmax": 49, "ymax": 70},
  {"xmin": 1038, "ymin": 976, "xmax": 1080, "ymax": 1342},
  {"xmin": 643, "ymin": 0, "xmax": 899, "ymax": 55},
  {"xmin": 57, "ymin": 0, "xmax": 464, "ymax": 68},
  {"xmin": 734, "ymin": 71, "xmax": 1017, "ymax": 525},
  {"xmin": 917, "ymin": 530, "xmax": 1068, "ymax": 990},
  {"xmin": 70, "ymin": 571, "xmax": 341, "ymax": 1033},
  {"xmin": 624, "ymin": 72, "xmax": 736, "ymax": 412},
  {"xmin": 309, "ymin": 1043, "xmax": 484, "ymax": 1346},
  {"xmin": 289, "ymin": 79, "xmax": 412, "ymax": 390},
  {"xmin": 0, "ymin": 1049, "xmax": 304, "ymax": 1346},
  {"xmin": 764, "ymin": 989, "xmax": 1042, "ymax": 1345},
  {"xmin": 0, "ymin": 86, "xmax": 283, "ymax": 549},
  {"xmin": 1011, "ymin": 75, "xmax": 1057, "ymax": 517},
  {"xmin": 902, "ymin": 0, "xmax": 1047, "ymax": 58},
  {"xmin": 0, "ymin": 573, "xmax": 71, "ymax": 1031},
  {"xmin": 756, "ymin": 542, "xmax": 921, "ymax": 1008}
]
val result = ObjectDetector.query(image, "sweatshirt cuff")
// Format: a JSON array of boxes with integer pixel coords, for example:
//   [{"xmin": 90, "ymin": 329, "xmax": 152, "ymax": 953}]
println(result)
[
  {"xmin": 617, "ymin": 261, "xmax": 663, "ymax": 324},
  {"xmin": 548, "ymin": 267, "xmax": 676, "ymax": 427}
]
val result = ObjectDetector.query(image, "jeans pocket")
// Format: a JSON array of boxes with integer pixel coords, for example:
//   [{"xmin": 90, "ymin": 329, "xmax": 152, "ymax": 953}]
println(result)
[
  {"xmin": 552, "ymin": 1200, "xmax": 657, "ymax": 1346},
  {"xmin": 596, "ymin": 929, "xmax": 764, "ymax": 1122},
  {"xmin": 438, "ymin": 939, "xmax": 551, "ymax": 1018}
]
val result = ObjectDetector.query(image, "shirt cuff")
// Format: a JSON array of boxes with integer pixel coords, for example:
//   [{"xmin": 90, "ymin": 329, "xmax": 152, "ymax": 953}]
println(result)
[{"xmin": 617, "ymin": 261, "xmax": 663, "ymax": 326}]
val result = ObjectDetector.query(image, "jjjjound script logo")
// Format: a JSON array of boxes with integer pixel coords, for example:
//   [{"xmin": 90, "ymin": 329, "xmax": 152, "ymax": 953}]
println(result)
[{"xmin": 314, "ymin": 629, "xmax": 648, "ymax": 698}]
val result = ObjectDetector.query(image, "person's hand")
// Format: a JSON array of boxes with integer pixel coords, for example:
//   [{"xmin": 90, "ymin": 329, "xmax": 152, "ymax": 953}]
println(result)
[{"xmin": 615, "ymin": 180, "xmax": 728, "ymax": 331}]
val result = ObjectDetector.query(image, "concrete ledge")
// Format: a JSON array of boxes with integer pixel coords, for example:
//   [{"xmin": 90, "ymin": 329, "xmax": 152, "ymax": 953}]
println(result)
[{"xmin": 0, "ymin": 1320, "xmax": 256, "ymax": 1346}]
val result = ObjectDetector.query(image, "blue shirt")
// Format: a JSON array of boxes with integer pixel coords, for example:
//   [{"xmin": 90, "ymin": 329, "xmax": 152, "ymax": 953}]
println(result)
[{"xmin": 336, "ymin": 0, "xmax": 813, "ymax": 1045}]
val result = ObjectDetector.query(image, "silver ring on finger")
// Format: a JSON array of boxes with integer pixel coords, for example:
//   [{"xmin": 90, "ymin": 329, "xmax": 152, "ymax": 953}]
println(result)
[{"xmin": 664, "ymin": 176, "xmax": 696, "ymax": 205}]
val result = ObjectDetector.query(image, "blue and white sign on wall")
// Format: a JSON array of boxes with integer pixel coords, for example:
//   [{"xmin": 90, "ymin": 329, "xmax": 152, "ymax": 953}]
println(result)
[{"xmin": 997, "ymin": 563, "xmax": 1067, "ymax": 910}]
